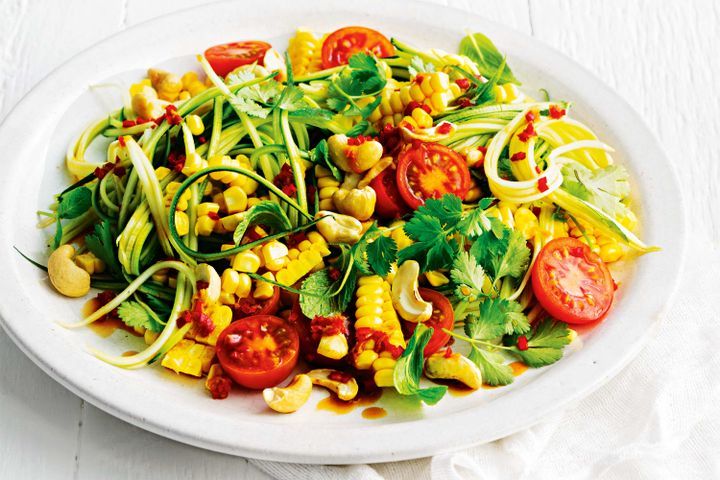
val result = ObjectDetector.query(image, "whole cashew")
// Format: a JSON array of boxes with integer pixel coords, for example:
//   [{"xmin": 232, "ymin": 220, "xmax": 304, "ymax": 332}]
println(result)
[
  {"xmin": 425, "ymin": 352, "xmax": 483, "ymax": 390},
  {"xmin": 391, "ymin": 260, "xmax": 433, "ymax": 322},
  {"xmin": 262, "ymin": 374, "xmax": 313, "ymax": 413},
  {"xmin": 48, "ymin": 245, "xmax": 91, "ymax": 298},
  {"xmin": 315, "ymin": 211, "xmax": 363, "ymax": 244},
  {"xmin": 307, "ymin": 369, "xmax": 359, "ymax": 401}
]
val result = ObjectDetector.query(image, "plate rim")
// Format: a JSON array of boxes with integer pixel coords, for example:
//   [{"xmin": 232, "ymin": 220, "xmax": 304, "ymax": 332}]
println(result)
[{"xmin": 0, "ymin": 0, "xmax": 686, "ymax": 464}]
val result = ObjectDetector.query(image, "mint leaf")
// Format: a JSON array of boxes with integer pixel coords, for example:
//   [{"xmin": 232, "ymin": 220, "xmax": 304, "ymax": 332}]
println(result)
[
  {"xmin": 458, "ymin": 32, "xmax": 519, "ymax": 85},
  {"xmin": 298, "ymin": 267, "xmax": 356, "ymax": 319},
  {"xmin": 58, "ymin": 186, "xmax": 92, "ymax": 219},
  {"xmin": 232, "ymin": 201, "xmax": 292, "ymax": 245},
  {"xmin": 393, "ymin": 323, "xmax": 447, "ymax": 405},
  {"xmin": 309, "ymin": 139, "xmax": 342, "ymax": 181}
]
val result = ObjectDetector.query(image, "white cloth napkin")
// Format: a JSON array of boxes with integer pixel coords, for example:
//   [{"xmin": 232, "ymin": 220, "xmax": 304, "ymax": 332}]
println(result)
[{"xmin": 249, "ymin": 239, "xmax": 720, "ymax": 479}]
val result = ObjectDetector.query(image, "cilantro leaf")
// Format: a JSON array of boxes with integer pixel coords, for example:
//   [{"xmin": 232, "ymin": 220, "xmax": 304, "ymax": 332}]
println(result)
[
  {"xmin": 458, "ymin": 32, "xmax": 520, "ymax": 85},
  {"xmin": 468, "ymin": 346, "xmax": 514, "ymax": 386},
  {"xmin": 393, "ymin": 323, "xmax": 447, "ymax": 405},
  {"xmin": 309, "ymin": 139, "xmax": 342, "ymax": 181},
  {"xmin": 366, "ymin": 233, "xmax": 397, "ymax": 277},
  {"xmin": 408, "ymin": 56, "xmax": 436, "ymax": 77},
  {"xmin": 456, "ymin": 198, "xmax": 496, "ymax": 239},
  {"xmin": 232, "ymin": 201, "xmax": 293, "ymax": 245},
  {"xmin": 274, "ymin": 85, "xmax": 305, "ymax": 112},
  {"xmin": 450, "ymin": 250, "xmax": 486, "ymax": 298},
  {"xmin": 509, "ymin": 319, "xmax": 571, "ymax": 367},
  {"xmin": 328, "ymin": 53, "xmax": 387, "ymax": 118},
  {"xmin": 58, "ymin": 186, "xmax": 92, "ymax": 219},
  {"xmin": 85, "ymin": 220, "xmax": 120, "ymax": 274},
  {"xmin": 562, "ymin": 163, "xmax": 631, "ymax": 218},
  {"xmin": 464, "ymin": 302, "xmax": 506, "ymax": 341},
  {"xmin": 117, "ymin": 300, "xmax": 163, "ymax": 333},
  {"xmin": 470, "ymin": 227, "xmax": 530, "ymax": 282}
]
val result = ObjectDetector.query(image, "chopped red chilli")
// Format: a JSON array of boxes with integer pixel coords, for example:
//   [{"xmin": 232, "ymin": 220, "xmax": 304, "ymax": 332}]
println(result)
[
  {"xmin": 436, "ymin": 122, "xmax": 452, "ymax": 134},
  {"xmin": 549, "ymin": 105, "xmax": 566, "ymax": 119},
  {"xmin": 518, "ymin": 122, "xmax": 536, "ymax": 142},
  {"xmin": 537, "ymin": 177, "xmax": 549, "ymax": 193},
  {"xmin": 510, "ymin": 152, "xmax": 526, "ymax": 162},
  {"xmin": 455, "ymin": 78, "xmax": 470, "ymax": 89},
  {"xmin": 517, "ymin": 335, "xmax": 529, "ymax": 351}
]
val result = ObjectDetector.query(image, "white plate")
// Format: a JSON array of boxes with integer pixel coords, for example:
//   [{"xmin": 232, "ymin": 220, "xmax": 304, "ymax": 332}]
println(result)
[{"xmin": 0, "ymin": 0, "xmax": 685, "ymax": 464}]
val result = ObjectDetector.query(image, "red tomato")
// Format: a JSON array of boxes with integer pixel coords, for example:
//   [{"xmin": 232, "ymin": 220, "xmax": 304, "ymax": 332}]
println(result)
[
  {"xmin": 321, "ymin": 26, "xmax": 394, "ymax": 68},
  {"xmin": 532, "ymin": 237, "xmax": 614, "ymax": 324},
  {"xmin": 204, "ymin": 41, "xmax": 272, "ymax": 77},
  {"xmin": 396, "ymin": 142, "xmax": 471, "ymax": 209},
  {"xmin": 403, "ymin": 288, "xmax": 454, "ymax": 357},
  {"xmin": 369, "ymin": 168, "xmax": 410, "ymax": 219},
  {"xmin": 216, "ymin": 315, "xmax": 299, "ymax": 389},
  {"xmin": 231, "ymin": 286, "xmax": 281, "ymax": 319}
]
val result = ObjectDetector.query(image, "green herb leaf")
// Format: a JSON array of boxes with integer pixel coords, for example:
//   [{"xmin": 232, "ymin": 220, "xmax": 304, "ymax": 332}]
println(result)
[
  {"xmin": 275, "ymin": 85, "xmax": 306, "ymax": 112},
  {"xmin": 509, "ymin": 318, "xmax": 570, "ymax": 367},
  {"xmin": 455, "ymin": 198, "xmax": 495, "ymax": 238},
  {"xmin": 346, "ymin": 120, "xmax": 369, "ymax": 137},
  {"xmin": 328, "ymin": 53, "xmax": 387, "ymax": 118},
  {"xmin": 458, "ymin": 32, "xmax": 519, "ymax": 85},
  {"xmin": 58, "ymin": 186, "xmax": 92, "ymax": 219},
  {"xmin": 450, "ymin": 250, "xmax": 486, "ymax": 298},
  {"xmin": 232, "ymin": 201, "xmax": 293, "ymax": 245},
  {"xmin": 464, "ymin": 300, "xmax": 506, "ymax": 341},
  {"xmin": 298, "ymin": 267, "xmax": 356, "ymax": 319},
  {"xmin": 85, "ymin": 220, "xmax": 120, "ymax": 274},
  {"xmin": 365, "ymin": 231, "xmax": 397, "ymax": 278},
  {"xmin": 393, "ymin": 323, "xmax": 447, "ymax": 405},
  {"xmin": 470, "ymin": 227, "xmax": 530, "ymax": 282},
  {"xmin": 468, "ymin": 346, "xmax": 514, "ymax": 386},
  {"xmin": 117, "ymin": 300, "xmax": 163, "ymax": 333},
  {"xmin": 408, "ymin": 56, "xmax": 436, "ymax": 77},
  {"xmin": 309, "ymin": 139, "xmax": 342, "ymax": 181}
]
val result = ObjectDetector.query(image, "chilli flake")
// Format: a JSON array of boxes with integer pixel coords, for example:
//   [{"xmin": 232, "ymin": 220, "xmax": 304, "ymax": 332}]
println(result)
[
  {"xmin": 510, "ymin": 152, "xmax": 526, "ymax": 162},
  {"xmin": 537, "ymin": 177, "xmax": 549, "ymax": 192}
]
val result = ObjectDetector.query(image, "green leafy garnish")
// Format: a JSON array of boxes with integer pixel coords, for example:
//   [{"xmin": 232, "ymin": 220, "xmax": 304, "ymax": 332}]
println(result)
[
  {"xmin": 117, "ymin": 300, "xmax": 164, "ymax": 333},
  {"xmin": 508, "ymin": 319, "xmax": 570, "ymax": 367},
  {"xmin": 408, "ymin": 56, "xmax": 436, "ymax": 77},
  {"xmin": 309, "ymin": 139, "xmax": 342, "ymax": 181},
  {"xmin": 232, "ymin": 201, "xmax": 293, "ymax": 245},
  {"xmin": 85, "ymin": 220, "xmax": 120, "ymax": 274},
  {"xmin": 393, "ymin": 323, "xmax": 447, "ymax": 405},
  {"xmin": 562, "ymin": 163, "xmax": 631, "ymax": 218},
  {"xmin": 450, "ymin": 250, "xmax": 486, "ymax": 298},
  {"xmin": 459, "ymin": 32, "xmax": 519, "ymax": 85},
  {"xmin": 470, "ymin": 226, "xmax": 530, "ymax": 282},
  {"xmin": 298, "ymin": 267, "xmax": 357, "ymax": 319},
  {"xmin": 327, "ymin": 53, "xmax": 386, "ymax": 118},
  {"xmin": 468, "ymin": 347, "xmax": 514, "ymax": 386},
  {"xmin": 353, "ymin": 224, "xmax": 398, "ymax": 277},
  {"xmin": 58, "ymin": 186, "xmax": 92, "ymax": 219},
  {"xmin": 345, "ymin": 120, "xmax": 369, "ymax": 137}
]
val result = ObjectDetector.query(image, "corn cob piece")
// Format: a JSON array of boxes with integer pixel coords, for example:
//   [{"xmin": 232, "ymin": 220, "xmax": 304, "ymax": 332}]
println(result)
[
  {"xmin": 276, "ymin": 231, "xmax": 331, "ymax": 286},
  {"xmin": 567, "ymin": 217, "xmax": 625, "ymax": 263},
  {"xmin": 367, "ymin": 73, "xmax": 462, "ymax": 127},
  {"xmin": 352, "ymin": 276, "xmax": 406, "ymax": 387},
  {"xmin": 287, "ymin": 29, "xmax": 324, "ymax": 76},
  {"xmin": 161, "ymin": 339, "xmax": 215, "ymax": 377},
  {"xmin": 315, "ymin": 165, "xmax": 340, "ymax": 211}
]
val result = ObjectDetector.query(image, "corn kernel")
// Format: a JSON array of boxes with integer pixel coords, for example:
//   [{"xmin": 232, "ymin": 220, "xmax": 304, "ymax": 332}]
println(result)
[
  {"xmin": 175, "ymin": 210, "xmax": 189, "ymax": 236},
  {"xmin": 373, "ymin": 368, "xmax": 395, "ymax": 387},
  {"xmin": 430, "ymin": 72, "xmax": 449, "ymax": 91},
  {"xmin": 514, "ymin": 207, "xmax": 539, "ymax": 240},
  {"xmin": 74, "ymin": 253, "xmax": 97, "ymax": 275},
  {"xmin": 221, "ymin": 269, "xmax": 240, "ymax": 293},
  {"xmin": 372, "ymin": 357, "xmax": 396, "ymax": 371},
  {"xmin": 178, "ymin": 91, "xmax": 191, "ymax": 101},
  {"xmin": 223, "ymin": 186, "xmax": 248, "ymax": 214},
  {"xmin": 425, "ymin": 270, "xmax": 450, "ymax": 287},
  {"xmin": 599, "ymin": 243, "xmax": 623, "ymax": 263},
  {"xmin": 186, "ymin": 114, "xmax": 204, "ymax": 136},
  {"xmin": 317, "ymin": 333, "xmax": 348, "ymax": 360},
  {"xmin": 195, "ymin": 215, "xmax": 217, "ymax": 236},
  {"xmin": 219, "ymin": 291, "xmax": 235, "ymax": 305},
  {"xmin": 235, "ymin": 273, "xmax": 252, "ymax": 298},
  {"xmin": 181, "ymin": 152, "xmax": 206, "ymax": 177},
  {"xmin": 411, "ymin": 107, "xmax": 433, "ymax": 129},
  {"xmin": 212, "ymin": 192, "xmax": 227, "ymax": 212},
  {"xmin": 420, "ymin": 76, "xmax": 434, "ymax": 96},
  {"xmin": 155, "ymin": 166, "xmax": 171, "ymax": 181},
  {"xmin": 261, "ymin": 241, "xmax": 289, "ymax": 272},
  {"xmin": 253, "ymin": 272, "xmax": 275, "ymax": 299},
  {"xmin": 208, "ymin": 154, "xmax": 240, "ymax": 183},
  {"xmin": 219, "ymin": 213, "xmax": 243, "ymax": 232},
  {"xmin": 232, "ymin": 251, "xmax": 261, "ymax": 273},
  {"xmin": 287, "ymin": 248, "xmax": 300, "ymax": 260},
  {"xmin": 197, "ymin": 202, "xmax": 220, "ymax": 217},
  {"xmin": 355, "ymin": 349, "xmax": 378, "ymax": 370}
]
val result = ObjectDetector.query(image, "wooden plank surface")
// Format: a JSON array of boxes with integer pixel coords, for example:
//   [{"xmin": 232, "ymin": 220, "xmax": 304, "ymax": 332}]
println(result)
[{"xmin": 0, "ymin": 0, "xmax": 714, "ymax": 478}]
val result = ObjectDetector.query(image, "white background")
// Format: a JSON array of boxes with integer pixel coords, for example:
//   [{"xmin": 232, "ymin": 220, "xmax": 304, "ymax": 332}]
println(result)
[{"xmin": 1, "ymin": 0, "xmax": 718, "ymax": 479}]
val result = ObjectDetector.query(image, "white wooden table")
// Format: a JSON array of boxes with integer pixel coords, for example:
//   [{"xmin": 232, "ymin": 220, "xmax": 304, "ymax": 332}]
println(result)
[{"xmin": 1, "ymin": 1, "xmax": 716, "ymax": 478}]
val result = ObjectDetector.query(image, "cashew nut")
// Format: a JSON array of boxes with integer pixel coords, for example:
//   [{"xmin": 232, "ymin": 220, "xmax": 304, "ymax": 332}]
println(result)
[
  {"xmin": 307, "ymin": 369, "xmax": 359, "ymax": 401},
  {"xmin": 332, "ymin": 186, "xmax": 376, "ymax": 221},
  {"xmin": 425, "ymin": 352, "xmax": 483, "ymax": 389},
  {"xmin": 47, "ymin": 245, "xmax": 91, "ymax": 298},
  {"xmin": 327, "ymin": 134, "xmax": 383, "ymax": 173},
  {"xmin": 262, "ymin": 48, "xmax": 287, "ymax": 82},
  {"xmin": 315, "ymin": 211, "xmax": 363, "ymax": 244},
  {"xmin": 262, "ymin": 374, "xmax": 313, "ymax": 413},
  {"xmin": 391, "ymin": 260, "xmax": 432, "ymax": 322},
  {"xmin": 195, "ymin": 263, "xmax": 221, "ymax": 303},
  {"xmin": 131, "ymin": 85, "xmax": 169, "ymax": 119},
  {"xmin": 148, "ymin": 68, "xmax": 183, "ymax": 101}
]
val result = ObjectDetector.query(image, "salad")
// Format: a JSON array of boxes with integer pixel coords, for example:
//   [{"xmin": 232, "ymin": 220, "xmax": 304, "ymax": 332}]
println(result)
[{"xmin": 35, "ymin": 26, "xmax": 658, "ymax": 413}]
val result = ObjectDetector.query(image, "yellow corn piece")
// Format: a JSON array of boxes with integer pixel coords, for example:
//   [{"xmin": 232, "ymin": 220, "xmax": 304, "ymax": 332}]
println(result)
[
  {"xmin": 253, "ymin": 272, "xmax": 275, "ymax": 299},
  {"xmin": 223, "ymin": 186, "xmax": 248, "ymax": 214},
  {"xmin": 315, "ymin": 165, "xmax": 340, "ymax": 210},
  {"xmin": 186, "ymin": 114, "xmax": 204, "ymax": 136},
  {"xmin": 287, "ymin": 28, "xmax": 324, "ymax": 76},
  {"xmin": 193, "ymin": 305, "xmax": 232, "ymax": 346},
  {"xmin": 352, "ymin": 276, "xmax": 405, "ymax": 381},
  {"xmin": 174, "ymin": 210, "xmax": 190, "ymax": 236},
  {"xmin": 195, "ymin": 215, "xmax": 217, "ymax": 236},
  {"xmin": 493, "ymin": 83, "xmax": 526, "ymax": 104},
  {"xmin": 232, "ymin": 251, "xmax": 261, "ymax": 273},
  {"xmin": 161, "ymin": 339, "xmax": 215, "ymax": 377}
]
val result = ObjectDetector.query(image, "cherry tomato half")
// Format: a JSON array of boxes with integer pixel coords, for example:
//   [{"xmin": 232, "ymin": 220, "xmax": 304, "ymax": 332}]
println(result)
[
  {"xmin": 531, "ymin": 237, "xmax": 614, "ymax": 324},
  {"xmin": 204, "ymin": 41, "xmax": 272, "ymax": 77},
  {"xmin": 321, "ymin": 26, "xmax": 394, "ymax": 69},
  {"xmin": 403, "ymin": 288, "xmax": 454, "ymax": 357},
  {"xmin": 369, "ymin": 167, "xmax": 410, "ymax": 219},
  {"xmin": 396, "ymin": 142, "xmax": 471, "ymax": 209},
  {"xmin": 216, "ymin": 315, "xmax": 300, "ymax": 389}
]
